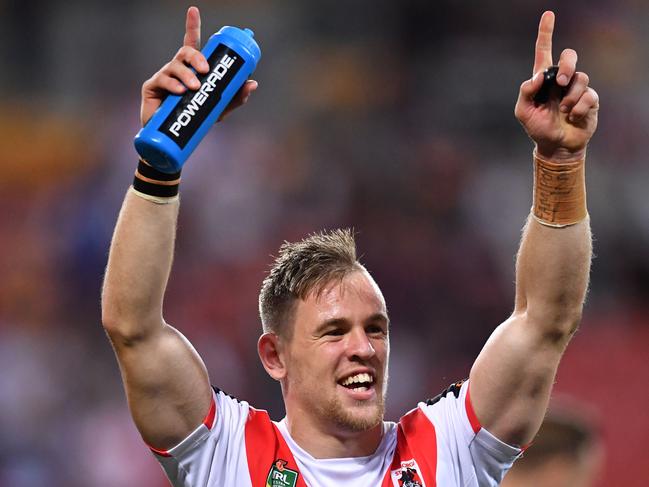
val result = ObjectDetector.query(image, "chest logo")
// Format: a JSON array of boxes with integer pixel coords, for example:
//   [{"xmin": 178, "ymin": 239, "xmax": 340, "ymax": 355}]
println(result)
[
  {"xmin": 391, "ymin": 459, "xmax": 425, "ymax": 487},
  {"xmin": 266, "ymin": 459, "xmax": 299, "ymax": 487}
]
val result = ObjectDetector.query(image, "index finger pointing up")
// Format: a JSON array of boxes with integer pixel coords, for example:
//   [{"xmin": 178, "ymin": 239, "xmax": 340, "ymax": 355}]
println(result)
[
  {"xmin": 533, "ymin": 11, "xmax": 555, "ymax": 74},
  {"xmin": 184, "ymin": 6, "xmax": 201, "ymax": 49}
]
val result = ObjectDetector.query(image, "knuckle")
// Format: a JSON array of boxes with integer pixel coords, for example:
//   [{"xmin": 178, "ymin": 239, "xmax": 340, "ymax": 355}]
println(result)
[
  {"xmin": 576, "ymin": 72, "xmax": 589, "ymax": 85},
  {"xmin": 172, "ymin": 61, "xmax": 190, "ymax": 78},
  {"xmin": 562, "ymin": 91, "xmax": 578, "ymax": 104},
  {"xmin": 176, "ymin": 46, "xmax": 194, "ymax": 59},
  {"xmin": 519, "ymin": 79, "xmax": 530, "ymax": 93},
  {"xmin": 573, "ymin": 109, "xmax": 588, "ymax": 120},
  {"xmin": 142, "ymin": 77, "xmax": 154, "ymax": 90},
  {"xmin": 584, "ymin": 89, "xmax": 598, "ymax": 105},
  {"xmin": 572, "ymin": 101, "xmax": 587, "ymax": 114},
  {"xmin": 514, "ymin": 104, "xmax": 524, "ymax": 119},
  {"xmin": 143, "ymin": 73, "xmax": 161, "ymax": 91},
  {"xmin": 561, "ymin": 96, "xmax": 575, "ymax": 107},
  {"xmin": 183, "ymin": 70, "xmax": 198, "ymax": 83},
  {"xmin": 161, "ymin": 61, "xmax": 175, "ymax": 74},
  {"xmin": 191, "ymin": 51, "xmax": 205, "ymax": 64}
]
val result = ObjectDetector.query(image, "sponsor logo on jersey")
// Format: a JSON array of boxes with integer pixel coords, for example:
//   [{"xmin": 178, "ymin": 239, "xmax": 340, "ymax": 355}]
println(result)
[
  {"xmin": 266, "ymin": 459, "xmax": 299, "ymax": 487},
  {"xmin": 391, "ymin": 459, "xmax": 425, "ymax": 487}
]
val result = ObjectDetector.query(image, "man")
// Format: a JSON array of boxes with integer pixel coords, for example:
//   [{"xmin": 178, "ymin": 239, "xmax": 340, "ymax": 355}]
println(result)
[
  {"xmin": 500, "ymin": 404, "xmax": 602, "ymax": 487},
  {"xmin": 102, "ymin": 7, "xmax": 599, "ymax": 487}
]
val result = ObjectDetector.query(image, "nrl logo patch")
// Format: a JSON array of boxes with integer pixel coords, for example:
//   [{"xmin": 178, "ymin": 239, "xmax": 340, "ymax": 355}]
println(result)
[
  {"xmin": 391, "ymin": 459, "xmax": 426, "ymax": 487},
  {"xmin": 266, "ymin": 459, "xmax": 299, "ymax": 487}
]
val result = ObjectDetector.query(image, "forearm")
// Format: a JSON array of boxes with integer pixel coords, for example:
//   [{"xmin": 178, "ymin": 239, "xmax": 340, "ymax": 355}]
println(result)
[
  {"xmin": 470, "ymin": 11, "xmax": 599, "ymax": 446},
  {"xmin": 469, "ymin": 202, "xmax": 592, "ymax": 445},
  {"xmin": 102, "ymin": 189, "xmax": 179, "ymax": 340},
  {"xmin": 514, "ymin": 213, "xmax": 592, "ymax": 337}
]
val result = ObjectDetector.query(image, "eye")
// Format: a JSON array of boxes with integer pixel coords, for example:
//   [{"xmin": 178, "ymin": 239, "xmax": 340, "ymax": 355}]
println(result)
[
  {"xmin": 325, "ymin": 328, "xmax": 345, "ymax": 337},
  {"xmin": 366, "ymin": 324, "xmax": 386, "ymax": 335}
]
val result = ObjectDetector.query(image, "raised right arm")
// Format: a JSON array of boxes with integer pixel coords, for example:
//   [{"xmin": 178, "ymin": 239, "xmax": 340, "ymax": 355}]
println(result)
[
  {"xmin": 102, "ymin": 190, "xmax": 212, "ymax": 450},
  {"xmin": 101, "ymin": 6, "xmax": 257, "ymax": 450}
]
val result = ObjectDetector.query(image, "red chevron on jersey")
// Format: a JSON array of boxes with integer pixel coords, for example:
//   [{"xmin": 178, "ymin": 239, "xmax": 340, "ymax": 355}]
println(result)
[
  {"xmin": 244, "ymin": 407, "xmax": 307, "ymax": 487},
  {"xmin": 381, "ymin": 406, "xmax": 437, "ymax": 487},
  {"xmin": 151, "ymin": 383, "xmax": 522, "ymax": 486}
]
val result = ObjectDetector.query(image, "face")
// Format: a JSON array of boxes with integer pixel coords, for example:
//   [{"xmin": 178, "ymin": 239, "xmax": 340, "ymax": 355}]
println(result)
[{"xmin": 281, "ymin": 268, "xmax": 390, "ymax": 434}]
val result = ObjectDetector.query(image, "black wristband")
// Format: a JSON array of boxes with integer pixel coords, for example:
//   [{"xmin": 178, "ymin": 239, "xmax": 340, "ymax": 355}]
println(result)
[
  {"xmin": 136, "ymin": 160, "xmax": 181, "ymax": 181},
  {"xmin": 133, "ymin": 159, "xmax": 181, "ymax": 198}
]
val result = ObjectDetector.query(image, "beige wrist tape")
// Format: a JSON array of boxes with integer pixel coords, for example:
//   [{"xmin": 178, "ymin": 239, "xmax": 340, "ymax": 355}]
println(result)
[
  {"xmin": 532, "ymin": 150, "xmax": 587, "ymax": 227},
  {"xmin": 129, "ymin": 185, "xmax": 179, "ymax": 205}
]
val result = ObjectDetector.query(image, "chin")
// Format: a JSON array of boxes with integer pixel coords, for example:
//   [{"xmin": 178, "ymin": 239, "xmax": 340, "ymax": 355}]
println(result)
[{"xmin": 328, "ymin": 399, "xmax": 385, "ymax": 432}]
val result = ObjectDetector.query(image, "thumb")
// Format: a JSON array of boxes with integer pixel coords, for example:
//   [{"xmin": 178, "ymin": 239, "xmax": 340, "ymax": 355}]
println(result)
[{"xmin": 520, "ymin": 71, "xmax": 544, "ymax": 101}]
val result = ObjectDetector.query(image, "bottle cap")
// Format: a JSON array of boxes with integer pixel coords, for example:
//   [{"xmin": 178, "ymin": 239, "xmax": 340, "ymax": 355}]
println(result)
[{"xmin": 216, "ymin": 26, "xmax": 261, "ymax": 63}]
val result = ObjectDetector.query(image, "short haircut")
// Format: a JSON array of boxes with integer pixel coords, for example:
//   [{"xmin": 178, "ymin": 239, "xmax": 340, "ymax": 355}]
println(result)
[
  {"xmin": 258, "ymin": 228, "xmax": 362, "ymax": 338},
  {"xmin": 513, "ymin": 406, "xmax": 600, "ymax": 471}
]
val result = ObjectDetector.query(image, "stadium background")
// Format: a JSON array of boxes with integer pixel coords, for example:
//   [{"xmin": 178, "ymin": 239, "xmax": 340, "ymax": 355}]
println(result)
[{"xmin": 1, "ymin": 0, "xmax": 647, "ymax": 485}]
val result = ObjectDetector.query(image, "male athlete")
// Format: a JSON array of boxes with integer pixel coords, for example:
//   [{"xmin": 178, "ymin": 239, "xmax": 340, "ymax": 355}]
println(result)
[{"xmin": 102, "ymin": 7, "xmax": 599, "ymax": 486}]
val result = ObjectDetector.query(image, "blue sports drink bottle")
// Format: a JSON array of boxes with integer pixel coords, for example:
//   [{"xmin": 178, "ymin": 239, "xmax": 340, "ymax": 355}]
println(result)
[{"xmin": 134, "ymin": 26, "xmax": 261, "ymax": 173}]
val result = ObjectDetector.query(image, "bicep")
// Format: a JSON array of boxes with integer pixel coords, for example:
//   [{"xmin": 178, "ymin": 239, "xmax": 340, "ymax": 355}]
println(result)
[
  {"xmin": 108, "ymin": 322, "xmax": 212, "ymax": 450},
  {"xmin": 469, "ymin": 312, "xmax": 570, "ymax": 446}
]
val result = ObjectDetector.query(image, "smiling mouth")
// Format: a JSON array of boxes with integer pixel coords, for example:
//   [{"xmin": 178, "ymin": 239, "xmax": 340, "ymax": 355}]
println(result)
[{"xmin": 339, "ymin": 372, "xmax": 375, "ymax": 392}]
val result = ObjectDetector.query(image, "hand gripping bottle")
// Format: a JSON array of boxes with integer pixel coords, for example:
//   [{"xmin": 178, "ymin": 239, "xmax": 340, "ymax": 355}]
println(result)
[{"xmin": 134, "ymin": 27, "xmax": 261, "ymax": 173}]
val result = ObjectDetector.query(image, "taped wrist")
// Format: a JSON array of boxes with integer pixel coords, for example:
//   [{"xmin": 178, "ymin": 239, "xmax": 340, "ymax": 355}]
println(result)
[
  {"xmin": 532, "ymin": 150, "xmax": 587, "ymax": 227},
  {"xmin": 132, "ymin": 159, "xmax": 181, "ymax": 201}
]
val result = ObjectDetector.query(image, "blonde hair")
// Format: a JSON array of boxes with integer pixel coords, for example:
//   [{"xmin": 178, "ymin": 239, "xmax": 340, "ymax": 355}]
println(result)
[{"xmin": 258, "ymin": 228, "xmax": 361, "ymax": 337}]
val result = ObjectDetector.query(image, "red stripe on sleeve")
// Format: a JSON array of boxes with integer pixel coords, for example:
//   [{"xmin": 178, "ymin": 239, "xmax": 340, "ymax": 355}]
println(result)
[
  {"xmin": 465, "ymin": 384, "xmax": 482, "ymax": 434},
  {"xmin": 149, "ymin": 445, "xmax": 172, "ymax": 457},
  {"xmin": 148, "ymin": 393, "xmax": 217, "ymax": 457},
  {"xmin": 203, "ymin": 395, "xmax": 217, "ymax": 429}
]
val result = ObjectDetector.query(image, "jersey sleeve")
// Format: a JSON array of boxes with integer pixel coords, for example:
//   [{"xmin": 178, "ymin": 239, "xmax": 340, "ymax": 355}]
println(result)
[
  {"xmin": 419, "ymin": 379, "xmax": 522, "ymax": 486},
  {"xmin": 151, "ymin": 388, "xmax": 251, "ymax": 487}
]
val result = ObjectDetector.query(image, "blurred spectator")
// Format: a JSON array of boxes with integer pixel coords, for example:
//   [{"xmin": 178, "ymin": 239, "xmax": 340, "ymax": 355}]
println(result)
[
  {"xmin": 1, "ymin": 1, "xmax": 648, "ymax": 485},
  {"xmin": 501, "ymin": 400, "xmax": 603, "ymax": 487}
]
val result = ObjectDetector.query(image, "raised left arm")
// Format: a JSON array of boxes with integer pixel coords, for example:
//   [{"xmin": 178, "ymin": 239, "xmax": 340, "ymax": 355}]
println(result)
[{"xmin": 468, "ymin": 10, "xmax": 599, "ymax": 447}]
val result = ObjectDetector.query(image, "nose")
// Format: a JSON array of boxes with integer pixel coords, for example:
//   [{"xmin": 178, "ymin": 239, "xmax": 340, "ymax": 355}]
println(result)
[{"xmin": 347, "ymin": 327, "xmax": 376, "ymax": 361}]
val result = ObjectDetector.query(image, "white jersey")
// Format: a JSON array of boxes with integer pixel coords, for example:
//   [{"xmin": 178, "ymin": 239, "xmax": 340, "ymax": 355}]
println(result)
[{"xmin": 152, "ymin": 380, "xmax": 521, "ymax": 486}]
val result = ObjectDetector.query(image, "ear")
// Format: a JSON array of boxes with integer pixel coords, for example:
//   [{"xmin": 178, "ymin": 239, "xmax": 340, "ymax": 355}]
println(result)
[{"xmin": 258, "ymin": 332, "xmax": 287, "ymax": 381}]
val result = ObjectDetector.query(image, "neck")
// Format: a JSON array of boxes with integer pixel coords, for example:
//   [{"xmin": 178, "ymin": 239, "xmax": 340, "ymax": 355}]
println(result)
[{"xmin": 284, "ymin": 409, "xmax": 384, "ymax": 458}]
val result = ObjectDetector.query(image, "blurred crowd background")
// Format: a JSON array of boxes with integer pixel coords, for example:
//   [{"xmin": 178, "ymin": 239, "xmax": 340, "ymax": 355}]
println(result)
[{"xmin": 1, "ymin": 0, "xmax": 648, "ymax": 485}]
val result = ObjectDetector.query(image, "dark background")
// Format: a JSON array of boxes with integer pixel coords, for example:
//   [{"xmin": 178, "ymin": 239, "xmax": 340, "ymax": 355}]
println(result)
[{"xmin": 1, "ymin": 1, "xmax": 647, "ymax": 485}]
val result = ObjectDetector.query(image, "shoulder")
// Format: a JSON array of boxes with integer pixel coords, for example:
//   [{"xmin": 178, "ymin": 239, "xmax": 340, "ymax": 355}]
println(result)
[
  {"xmin": 424, "ymin": 379, "xmax": 469, "ymax": 407},
  {"xmin": 396, "ymin": 380, "xmax": 522, "ymax": 486},
  {"xmin": 415, "ymin": 379, "xmax": 481, "ymax": 434}
]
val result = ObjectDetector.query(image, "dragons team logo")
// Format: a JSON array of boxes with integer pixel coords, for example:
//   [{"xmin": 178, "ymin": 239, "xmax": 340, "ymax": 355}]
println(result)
[
  {"xmin": 391, "ymin": 459, "xmax": 426, "ymax": 487},
  {"xmin": 266, "ymin": 459, "xmax": 299, "ymax": 487}
]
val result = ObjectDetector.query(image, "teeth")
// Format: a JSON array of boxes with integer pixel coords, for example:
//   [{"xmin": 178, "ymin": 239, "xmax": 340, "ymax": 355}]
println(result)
[{"xmin": 341, "ymin": 373, "xmax": 373, "ymax": 386}]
